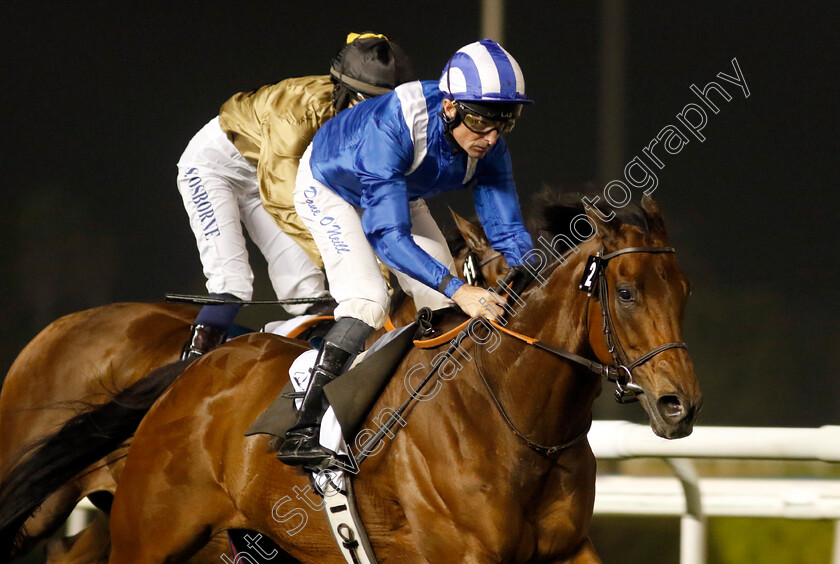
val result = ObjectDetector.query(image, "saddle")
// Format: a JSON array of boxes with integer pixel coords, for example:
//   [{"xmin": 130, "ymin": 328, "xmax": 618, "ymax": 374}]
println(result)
[{"xmin": 244, "ymin": 307, "xmax": 462, "ymax": 444}]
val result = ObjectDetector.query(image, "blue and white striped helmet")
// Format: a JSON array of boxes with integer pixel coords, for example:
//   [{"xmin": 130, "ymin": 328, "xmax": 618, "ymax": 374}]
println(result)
[{"xmin": 439, "ymin": 39, "xmax": 532, "ymax": 104}]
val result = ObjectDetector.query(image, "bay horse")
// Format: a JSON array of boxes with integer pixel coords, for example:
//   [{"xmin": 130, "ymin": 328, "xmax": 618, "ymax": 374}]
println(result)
[
  {"xmin": 0, "ymin": 302, "xmax": 195, "ymax": 562},
  {"xmin": 94, "ymin": 195, "xmax": 699, "ymax": 562},
  {"xmin": 0, "ymin": 212, "xmax": 506, "ymax": 564}
]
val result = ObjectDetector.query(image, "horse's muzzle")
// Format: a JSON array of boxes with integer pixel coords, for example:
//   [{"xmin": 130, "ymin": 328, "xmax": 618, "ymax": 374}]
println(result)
[{"xmin": 653, "ymin": 394, "xmax": 702, "ymax": 439}]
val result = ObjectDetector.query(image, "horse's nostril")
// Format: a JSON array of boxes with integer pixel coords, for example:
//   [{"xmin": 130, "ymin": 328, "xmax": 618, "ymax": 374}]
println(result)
[{"xmin": 657, "ymin": 395, "xmax": 685, "ymax": 422}]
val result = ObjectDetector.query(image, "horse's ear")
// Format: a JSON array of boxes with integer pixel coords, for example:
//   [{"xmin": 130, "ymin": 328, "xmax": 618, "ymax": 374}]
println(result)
[
  {"xmin": 449, "ymin": 208, "xmax": 489, "ymax": 253},
  {"xmin": 641, "ymin": 195, "xmax": 668, "ymax": 241}
]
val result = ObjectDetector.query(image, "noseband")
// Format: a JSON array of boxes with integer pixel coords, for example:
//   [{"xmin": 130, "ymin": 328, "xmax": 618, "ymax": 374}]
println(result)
[
  {"xmin": 481, "ymin": 245, "xmax": 688, "ymax": 405},
  {"xmin": 462, "ymin": 244, "xmax": 689, "ymax": 457},
  {"xmin": 583, "ymin": 246, "xmax": 688, "ymax": 403},
  {"xmin": 367, "ymin": 245, "xmax": 690, "ymax": 461}
]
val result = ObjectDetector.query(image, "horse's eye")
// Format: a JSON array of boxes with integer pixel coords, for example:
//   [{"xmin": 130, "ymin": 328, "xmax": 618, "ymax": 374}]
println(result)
[{"xmin": 617, "ymin": 288, "xmax": 634, "ymax": 302}]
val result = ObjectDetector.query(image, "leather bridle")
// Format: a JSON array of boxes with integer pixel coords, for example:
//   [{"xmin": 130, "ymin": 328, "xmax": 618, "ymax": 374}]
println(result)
[
  {"xmin": 587, "ymin": 246, "xmax": 688, "ymax": 403},
  {"xmin": 470, "ymin": 244, "xmax": 688, "ymax": 457},
  {"xmin": 359, "ymin": 245, "xmax": 690, "ymax": 461}
]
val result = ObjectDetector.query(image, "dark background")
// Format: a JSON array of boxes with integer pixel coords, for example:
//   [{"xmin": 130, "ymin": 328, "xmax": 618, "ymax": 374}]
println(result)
[{"xmin": 2, "ymin": 2, "xmax": 838, "ymax": 430}]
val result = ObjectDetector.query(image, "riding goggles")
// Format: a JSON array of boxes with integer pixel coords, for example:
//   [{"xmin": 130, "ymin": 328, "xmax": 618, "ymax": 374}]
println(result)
[{"xmin": 455, "ymin": 102, "xmax": 517, "ymax": 135}]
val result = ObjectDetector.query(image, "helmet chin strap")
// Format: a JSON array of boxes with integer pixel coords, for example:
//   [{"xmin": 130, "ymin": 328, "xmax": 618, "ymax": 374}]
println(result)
[
  {"xmin": 439, "ymin": 105, "xmax": 464, "ymax": 154},
  {"xmin": 332, "ymin": 82, "xmax": 353, "ymax": 112}
]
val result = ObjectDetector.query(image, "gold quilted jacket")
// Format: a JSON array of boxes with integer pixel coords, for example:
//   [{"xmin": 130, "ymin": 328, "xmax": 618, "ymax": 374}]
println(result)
[{"xmin": 219, "ymin": 75, "xmax": 336, "ymax": 268}]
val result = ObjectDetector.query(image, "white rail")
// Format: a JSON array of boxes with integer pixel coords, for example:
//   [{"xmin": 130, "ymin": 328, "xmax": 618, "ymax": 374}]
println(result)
[
  {"xmin": 588, "ymin": 421, "xmax": 840, "ymax": 564},
  {"xmin": 589, "ymin": 420, "xmax": 840, "ymax": 462},
  {"xmin": 66, "ymin": 497, "xmax": 95, "ymax": 536},
  {"xmin": 595, "ymin": 475, "xmax": 840, "ymax": 519}
]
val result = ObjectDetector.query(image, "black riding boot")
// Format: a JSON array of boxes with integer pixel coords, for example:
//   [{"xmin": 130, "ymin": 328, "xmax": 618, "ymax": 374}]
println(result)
[
  {"xmin": 180, "ymin": 324, "xmax": 227, "ymax": 361},
  {"xmin": 277, "ymin": 317, "xmax": 373, "ymax": 467}
]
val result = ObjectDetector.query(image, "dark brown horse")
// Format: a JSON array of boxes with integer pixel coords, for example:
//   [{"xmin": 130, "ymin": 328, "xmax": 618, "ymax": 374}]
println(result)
[
  {"xmin": 96, "ymin": 195, "xmax": 700, "ymax": 563},
  {"xmin": 0, "ymin": 212, "xmax": 503, "ymax": 564}
]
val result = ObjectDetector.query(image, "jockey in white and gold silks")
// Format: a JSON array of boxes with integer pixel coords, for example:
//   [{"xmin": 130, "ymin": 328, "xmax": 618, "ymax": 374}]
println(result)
[{"xmin": 175, "ymin": 34, "xmax": 415, "ymax": 360}]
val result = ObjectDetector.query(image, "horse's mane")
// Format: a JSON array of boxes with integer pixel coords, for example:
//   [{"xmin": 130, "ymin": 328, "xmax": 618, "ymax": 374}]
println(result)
[
  {"xmin": 444, "ymin": 184, "xmax": 651, "ymax": 255},
  {"xmin": 444, "ymin": 222, "xmax": 470, "ymax": 258},
  {"xmin": 526, "ymin": 184, "xmax": 651, "ymax": 241}
]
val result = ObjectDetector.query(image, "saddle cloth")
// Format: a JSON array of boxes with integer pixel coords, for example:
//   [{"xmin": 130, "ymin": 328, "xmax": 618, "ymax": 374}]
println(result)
[{"xmin": 244, "ymin": 322, "xmax": 418, "ymax": 453}]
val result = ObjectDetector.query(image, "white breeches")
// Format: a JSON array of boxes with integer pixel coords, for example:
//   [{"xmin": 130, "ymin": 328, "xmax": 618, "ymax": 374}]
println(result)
[
  {"xmin": 176, "ymin": 117, "xmax": 327, "ymax": 315},
  {"xmin": 294, "ymin": 146, "xmax": 454, "ymax": 329}
]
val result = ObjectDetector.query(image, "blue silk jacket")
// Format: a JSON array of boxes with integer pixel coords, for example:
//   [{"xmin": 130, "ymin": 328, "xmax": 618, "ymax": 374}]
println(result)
[{"xmin": 309, "ymin": 80, "xmax": 533, "ymax": 298}]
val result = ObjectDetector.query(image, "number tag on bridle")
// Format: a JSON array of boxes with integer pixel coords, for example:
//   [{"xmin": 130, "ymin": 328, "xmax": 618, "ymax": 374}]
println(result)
[
  {"xmin": 578, "ymin": 255, "xmax": 602, "ymax": 293},
  {"xmin": 464, "ymin": 253, "xmax": 483, "ymax": 286}
]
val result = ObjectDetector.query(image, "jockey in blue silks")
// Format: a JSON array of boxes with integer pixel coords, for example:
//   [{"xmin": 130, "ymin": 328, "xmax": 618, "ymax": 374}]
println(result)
[{"xmin": 279, "ymin": 39, "xmax": 535, "ymax": 467}]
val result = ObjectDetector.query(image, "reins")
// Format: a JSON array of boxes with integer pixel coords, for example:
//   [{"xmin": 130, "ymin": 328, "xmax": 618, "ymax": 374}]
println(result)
[
  {"xmin": 268, "ymin": 243, "xmax": 688, "ymax": 464},
  {"xmin": 412, "ymin": 248, "xmax": 688, "ymax": 398},
  {"xmin": 473, "ymin": 339, "xmax": 593, "ymax": 457},
  {"xmin": 405, "ymin": 302, "xmax": 599, "ymax": 458},
  {"xmin": 400, "ymin": 244, "xmax": 689, "ymax": 458},
  {"xmin": 355, "ymin": 324, "xmax": 476, "ymax": 465}
]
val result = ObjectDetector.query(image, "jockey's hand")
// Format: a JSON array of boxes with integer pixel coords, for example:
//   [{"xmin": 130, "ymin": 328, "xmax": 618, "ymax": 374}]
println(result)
[{"xmin": 452, "ymin": 285, "xmax": 506, "ymax": 322}]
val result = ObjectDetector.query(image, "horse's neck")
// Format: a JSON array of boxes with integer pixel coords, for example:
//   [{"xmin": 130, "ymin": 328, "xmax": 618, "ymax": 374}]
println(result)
[
  {"xmin": 513, "ymin": 239, "xmax": 597, "ymax": 348},
  {"xmin": 476, "ymin": 239, "xmax": 601, "ymax": 445}
]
